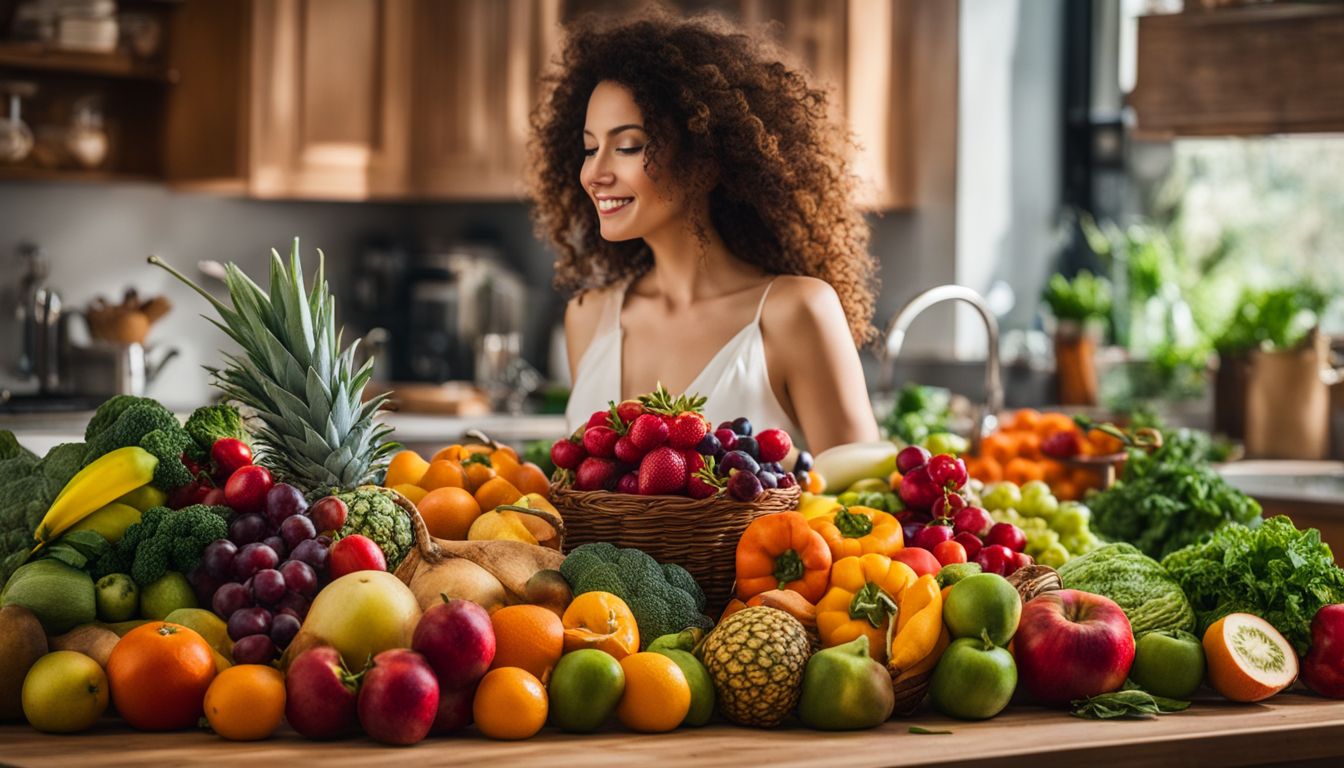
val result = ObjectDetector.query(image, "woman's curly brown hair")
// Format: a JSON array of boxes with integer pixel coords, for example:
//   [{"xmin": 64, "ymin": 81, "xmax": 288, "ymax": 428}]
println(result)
[{"xmin": 528, "ymin": 8, "xmax": 879, "ymax": 346}]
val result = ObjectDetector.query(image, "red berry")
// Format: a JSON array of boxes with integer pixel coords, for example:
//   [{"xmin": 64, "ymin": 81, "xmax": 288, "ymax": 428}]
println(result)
[
  {"xmin": 985, "ymin": 522, "xmax": 1027, "ymax": 553},
  {"xmin": 582, "ymin": 425, "xmax": 619, "ymax": 459},
  {"xmin": 586, "ymin": 410, "xmax": 610, "ymax": 430},
  {"xmin": 614, "ymin": 435, "xmax": 645, "ymax": 464},
  {"xmin": 628, "ymin": 413, "xmax": 670, "ymax": 451},
  {"xmin": 755, "ymin": 429, "xmax": 793, "ymax": 463},
  {"xmin": 550, "ymin": 439, "xmax": 585, "ymax": 470},
  {"xmin": 574, "ymin": 457, "xmax": 617, "ymax": 491},
  {"xmin": 953, "ymin": 532, "xmax": 983, "ymax": 560},
  {"xmin": 931, "ymin": 492, "xmax": 967, "ymax": 518},
  {"xmin": 682, "ymin": 450, "xmax": 705, "ymax": 474},
  {"xmin": 687, "ymin": 474, "xmax": 719, "ymax": 499},
  {"xmin": 637, "ymin": 447, "xmax": 687, "ymax": 496},
  {"xmin": 952, "ymin": 506, "xmax": 993, "ymax": 537},
  {"xmin": 615, "ymin": 399, "xmax": 645, "ymax": 424},
  {"xmin": 898, "ymin": 466, "xmax": 941, "ymax": 510},
  {"xmin": 927, "ymin": 454, "xmax": 967, "ymax": 489},
  {"xmin": 668, "ymin": 412, "xmax": 710, "ymax": 450},
  {"xmin": 615, "ymin": 471, "xmax": 640, "ymax": 495}
]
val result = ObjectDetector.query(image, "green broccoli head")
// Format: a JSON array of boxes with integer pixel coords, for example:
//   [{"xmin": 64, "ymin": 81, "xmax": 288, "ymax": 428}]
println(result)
[
  {"xmin": 183, "ymin": 404, "xmax": 249, "ymax": 460},
  {"xmin": 84, "ymin": 395, "xmax": 152, "ymax": 441},
  {"xmin": 571, "ymin": 562, "xmax": 629, "ymax": 597},
  {"xmin": 661, "ymin": 562, "xmax": 707, "ymax": 612},
  {"xmin": 163, "ymin": 505, "xmax": 230, "ymax": 573},
  {"xmin": 615, "ymin": 547, "xmax": 663, "ymax": 590},
  {"xmin": 131, "ymin": 536, "xmax": 170, "ymax": 585},
  {"xmin": 39, "ymin": 442, "xmax": 88, "ymax": 491},
  {"xmin": 140, "ymin": 428, "xmax": 195, "ymax": 490},
  {"xmin": 81, "ymin": 400, "xmax": 196, "ymax": 491},
  {"xmin": 0, "ymin": 430, "xmax": 34, "ymax": 462}
]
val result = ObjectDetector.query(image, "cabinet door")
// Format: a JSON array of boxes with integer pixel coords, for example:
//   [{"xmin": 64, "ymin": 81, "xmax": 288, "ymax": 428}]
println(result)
[
  {"xmin": 248, "ymin": 0, "xmax": 412, "ymax": 199},
  {"xmin": 409, "ymin": 0, "xmax": 560, "ymax": 199}
]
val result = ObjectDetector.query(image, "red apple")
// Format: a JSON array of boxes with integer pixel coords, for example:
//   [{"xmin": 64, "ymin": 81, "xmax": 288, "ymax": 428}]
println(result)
[
  {"xmin": 285, "ymin": 645, "xmax": 361, "ymax": 739},
  {"xmin": 1303, "ymin": 604, "xmax": 1344, "ymax": 698},
  {"xmin": 1015, "ymin": 589, "xmax": 1135, "ymax": 705},
  {"xmin": 329, "ymin": 534, "xmax": 387, "ymax": 578},
  {"xmin": 431, "ymin": 683, "xmax": 477, "ymax": 734},
  {"xmin": 891, "ymin": 547, "xmax": 941, "ymax": 577},
  {"xmin": 358, "ymin": 649, "xmax": 439, "ymax": 745},
  {"xmin": 225, "ymin": 464, "xmax": 273, "ymax": 514},
  {"xmin": 412, "ymin": 597, "xmax": 496, "ymax": 690}
]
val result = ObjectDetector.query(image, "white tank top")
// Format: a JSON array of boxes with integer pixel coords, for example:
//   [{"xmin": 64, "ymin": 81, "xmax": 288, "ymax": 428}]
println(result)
[{"xmin": 565, "ymin": 279, "xmax": 804, "ymax": 446}]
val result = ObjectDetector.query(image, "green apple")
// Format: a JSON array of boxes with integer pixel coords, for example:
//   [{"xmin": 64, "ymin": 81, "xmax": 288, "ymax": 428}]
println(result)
[
  {"xmin": 22, "ymin": 651, "xmax": 108, "ymax": 733},
  {"xmin": 929, "ymin": 635, "xmax": 1017, "ymax": 720},
  {"xmin": 138, "ymin": 572, "xmax": 196, "ymax": 620},
  {"xmin": 547, "ymin": 649, "xmax": 625, "ymax": 733},
  {"xmin": 943, "ymin": 573, "xmax": 1022, "ymax": 646},
  {"xmin": 648, "ymin": 630, "xmax": 715, "ymax": 726},
  {"xmin": 1130, "ymin": 629, "xmax": 1205, "ymax": 699},
  {"xmin": 797, "ymin": 636, "xmax": 894, "ymax": 730}
]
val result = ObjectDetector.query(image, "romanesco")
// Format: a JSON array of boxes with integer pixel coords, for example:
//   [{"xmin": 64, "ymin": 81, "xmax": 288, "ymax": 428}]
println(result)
[{"xmin": 559, "ymin": 543, "xmax": 713, "ymax": 648}]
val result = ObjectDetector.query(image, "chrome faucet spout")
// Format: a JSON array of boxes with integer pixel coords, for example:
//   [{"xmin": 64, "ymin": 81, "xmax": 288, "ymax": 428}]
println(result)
[{"xmin": 880, "ymin": 285, "xmax": 1003, "ymax": 452}]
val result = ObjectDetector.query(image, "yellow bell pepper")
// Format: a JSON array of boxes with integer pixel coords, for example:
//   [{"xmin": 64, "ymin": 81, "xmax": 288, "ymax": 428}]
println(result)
[
  {"xmin": 815, "ymin": 554, "xmax": 917, "ymax": 665},
  {"xmin": 886, "ymin": 573, "xmax": 944, "ymax": 677}
]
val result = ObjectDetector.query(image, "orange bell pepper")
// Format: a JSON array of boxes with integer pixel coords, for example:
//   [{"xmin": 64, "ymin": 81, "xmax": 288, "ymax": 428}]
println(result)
[
  {"xmin": 735, "ymin": 511, "xmax": 833, "ymax": 603},
  {"xmin": 809, "ymin": 505, "xmax": 905, "ymax": 561},
  {"xmin": 815, "ymin": 554, "xmax": 917, "ymax": 665},
  {"xmin": 561, "ymin": 591, "xmax": 640, "ymax": 659}
]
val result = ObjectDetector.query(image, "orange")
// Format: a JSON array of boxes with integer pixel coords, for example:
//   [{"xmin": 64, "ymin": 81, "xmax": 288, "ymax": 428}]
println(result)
[
  {"xmin": 513, "ymin": 462, "xmax": 552, "ymax": 498},
  {"xmin": 1010, "ymin": 408, "xmax": 1043, "ymax": 432},
  {"xmin": 490, "ymin": 451, "xmax": 523, "ymax": 485},
  {"xmin": 802, "ymin": 470, "xmax": 825, "ymax": 494},
  {"xmin": 462, "ymin": 455, "xmax": 497, "ymax": 492},
  {"xmin": 107, "ymin": 622, "xmax": 217, "ymax": 731},
  {"xmin": 1050, "ymin": 479, "xmax": 1079, "ymax": 501},
  {"xmin": 490, "ymin": 605, "xmax": 564, "ymax": 681},
  {"xmin": 203, "ymin": 664, "xmax": 285, "ymax": 741},
  {"xmin": 1203, "ymin": 613, "xmax": 1297, "ymax": 703},
  {"xmin": 473, "ymin": 667, "xmax": 548, "ymax": 740},
  {"xmin": 616, "ymin": 652, "xmax": 690, "ymax": 733},
  {"xmin": 420, "ymin": 459, "xmax": 467, "ymax": 491},
  {"xmin": 384, "ymin": 450, "xmax": 430, "ymax": 489},
  {"xmin": 431, "ymin": 444, "xmax": 465, "ymax": 463},
  {"xmin": 980, "ymin": 433, "xmax": 1019, "ymax": 466},
  {"xmin": 1016, "ymin": 432, "xmax": 1043, "ymax": 461},
  {"xmin": 474, "ymin": 476, "xmax": 524, "ymax": 513},
  {"xmin": 1041, "ymin": 460, "xmax": 1068, "ymax": 483},
  {"xmin": 1086, "ymin": 428, "xmax": 1125, "ymax": 456},
  {"xmin": 1003, "ymin": 457, "xmax": 1045, "ymax": 486},
  {"xmin": 418, "ymin": 486, "xmax": 482, "ymax": 539},
  {"xmin": 1036, "ymin": 412, "xmax": 1077, "ymax": 438},
  {"xmin": 964, "ymin": 455, "xmax": 1003, "ymax": 484},
  {"xmin": 887, "ymin": 469, "xmax": 903, "ymax": 492},
  {"xmin": 391, "ymin": 483, "xmax": 428, "ymax": 504},
  {"xmin": 562, "ymin": 591, "xmax": 640, "ymax": 659}
]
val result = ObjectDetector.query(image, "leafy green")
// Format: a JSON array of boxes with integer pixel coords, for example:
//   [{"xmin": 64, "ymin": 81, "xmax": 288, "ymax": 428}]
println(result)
[
  {"xmin": 1043, "ymin": 270, "xmax": 1113, "ymax": 324},
  {"xmin": 1214, "ymin": 284, "xmax": 1330, "ymax": 355},
  {"xmin": 1089, "ymin": 431, "xmax": 1261, "ymax": 560},
  {"xmin": 1161, "ymin": 516, "xmax": 1344, "ymax": 655},
  {"xmin": 1071, "ymin": 687, "xmax": 1190, "ymax": 720},
  {"xmin": 882, "ymin": 384, "xmax": 952, "ymax": 444},
  {"xmin": 1058, "ymin": 543, "xmax": 1195, "ymax": 635},
  {"xmin": 0, "ymin": 432, "xmax": 60, "ymax": 584}
]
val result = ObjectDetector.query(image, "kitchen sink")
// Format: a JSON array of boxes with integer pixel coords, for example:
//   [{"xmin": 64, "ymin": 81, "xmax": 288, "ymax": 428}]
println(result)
[{"xmin": 0, "ymin": 393, "xmax": 104, "ymax": 414}]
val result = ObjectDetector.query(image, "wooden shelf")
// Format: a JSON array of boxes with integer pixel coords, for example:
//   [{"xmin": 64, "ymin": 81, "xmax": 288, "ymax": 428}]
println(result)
[
  {"xmin": 0, "ymin": 165, "xmax": 160, "ymax": 184},
  {"xmin": 1131, "ymin": 3, "xmax": 1344, "ymax": 137},
  {"xmin": 0, "ymin": 43, "xmax": 176, "ymax": 83}
]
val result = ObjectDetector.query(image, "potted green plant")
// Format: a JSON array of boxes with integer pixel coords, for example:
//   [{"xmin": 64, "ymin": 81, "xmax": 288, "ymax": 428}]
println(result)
[{"xmin": 1042, "ymin": 270, "xmax": 1113, "ymax": 405}]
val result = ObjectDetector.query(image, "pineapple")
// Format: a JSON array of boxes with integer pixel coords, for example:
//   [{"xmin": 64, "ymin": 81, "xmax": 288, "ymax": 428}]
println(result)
[{"xmin": 150, "ymin": 240, "xmax": 414, "ymax": 567}]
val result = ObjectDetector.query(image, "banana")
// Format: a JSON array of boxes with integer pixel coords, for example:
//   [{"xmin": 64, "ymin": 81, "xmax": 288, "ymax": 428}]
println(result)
[
  {"xmin": 812, "ymin": 440, "xmax": 899, "ymax": 494},
  {"xmin": 798, "ymin": 493, "xmax": 842, "ymax": 521},
  {"xmin": 65, "ymin": 501, "xmax": 144, "ymax": 544},
  {"xmin": 33, "ymin": 446, "xmax": 159, "ymax": 552}
]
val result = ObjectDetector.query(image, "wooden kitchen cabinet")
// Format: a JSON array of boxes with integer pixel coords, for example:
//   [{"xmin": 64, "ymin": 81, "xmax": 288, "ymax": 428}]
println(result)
[{"xmin": 165, "ymin": 0, "xmax": 558, "ymax": 200}]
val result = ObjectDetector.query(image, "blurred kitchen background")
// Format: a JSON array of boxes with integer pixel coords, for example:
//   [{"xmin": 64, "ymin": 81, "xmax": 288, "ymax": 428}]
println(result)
[{"xmin": 0, "ymin": 0, "xmax": 1341, "ymax": 460}]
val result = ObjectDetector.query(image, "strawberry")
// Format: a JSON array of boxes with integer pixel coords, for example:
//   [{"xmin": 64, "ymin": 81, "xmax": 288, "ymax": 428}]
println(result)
[
  {"xmin": 687, "ymin": 473, "xmax": 720, "ymax": 499},
  {"xmin": 756, "ymin": 429, "xmax": 793, "ymax": 463},
  {"xmin": 574, "ymin": 457, "xmax": 617, "ymax": 491},
  {"xmin": 587, "ymin": 410, "xmax": 611, "ymax": 430},
  {"xmin": 615, "ymin": 471, "xmax": 640, "ymax": 495},
  {"xmin": 668, "ymin": 412, "xmax": 709, "ymax": 449},
  {"xmin": 615, "ymin": 399, "xmax": 645, "ymax": 424},
  {"xmin": 550, "ymin": 439, "xmax": 586, "ymax": 470},
  {"xmin": 582, "ymin": 425, "xmax": 619, "ymax": 458},
  {"xmin": 682, "ymin": 449, "xmax": 705, "ymax": 474},
  {"xmin": 614, "ymin": 435, "xmax": 645, "ymax": 464},
  {"xmin": 637, "ymin": 446, "xmax": 687, "ymax": 496},
  {"xmin": 628, "ymin": 413, "xmax": 670, "ymax": 451}
]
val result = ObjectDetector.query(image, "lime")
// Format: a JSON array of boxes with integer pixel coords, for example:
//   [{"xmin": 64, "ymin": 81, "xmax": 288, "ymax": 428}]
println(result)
[
  {"xmin": 22, "ymin": 651, "xmax": 108, "ymax": 733},
  {"xmin": 139, "ymin": 572, "xmax": 197, "ymax": 620},
  {"xmin": 548, "ymin": 648, "xmax": 625, "ymax": 733},
  {"xmin": 1131, "ymin": 629, "xmax": 1205, "ymax": 699},
  {"xmin": 95, "ymin": 574, "xmax": 139, "ymax": 622}
]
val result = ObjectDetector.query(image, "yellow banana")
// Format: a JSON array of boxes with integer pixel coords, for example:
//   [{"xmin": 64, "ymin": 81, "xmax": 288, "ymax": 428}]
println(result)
[
  {"xmin": 66, "ymin": 501, "xmax": 143, "ymax": 544},
  {"xmin": 116, "ymin": 485, "xmax": 168, "ymax": 512},
  {"xmin": 34, "ymin": 446, "xmax": 158, "ymax": 552}
]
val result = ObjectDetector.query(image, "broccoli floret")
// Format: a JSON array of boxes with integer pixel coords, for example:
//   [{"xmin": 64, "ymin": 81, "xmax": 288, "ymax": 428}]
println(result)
[
  {"xmin": 81, "ymin": 401, "xmax": 195, "ymax": 491},
  {"xmin": 183, "ymin": 404, "xmax": 249, "ymax": 461},
  {"xmin": 162, "ymin": 505, "xmax": 229, "ymax": 573},
  {"xmin": 84, "ymin": 395, "xmax": 149, "ymax": 441},
  {"xmin": 101, "ymin": 504, "xmax": 226, "ymax": 586},
  {"xmin": 0, "ymin": 430, "xmax": 34, "ymax": 462},
  {"xmin": 558, "ymin": 542, "xmax": 713, "ymax": 649},
  {"xmin": 40, "ymin": 442, "xmax": 88, "ymax": 491}
]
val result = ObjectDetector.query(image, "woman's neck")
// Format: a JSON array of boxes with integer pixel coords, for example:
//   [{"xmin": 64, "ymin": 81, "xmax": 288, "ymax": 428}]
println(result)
[{"xmin": 639, "ymin": 218, "xmax": 759, "ymax": 309}]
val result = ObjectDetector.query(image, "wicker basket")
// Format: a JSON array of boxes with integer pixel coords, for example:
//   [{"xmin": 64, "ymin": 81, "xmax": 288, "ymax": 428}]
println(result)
[{"xmin": 549, "ymin": 484, "xmax": 801, "ymax": 614}]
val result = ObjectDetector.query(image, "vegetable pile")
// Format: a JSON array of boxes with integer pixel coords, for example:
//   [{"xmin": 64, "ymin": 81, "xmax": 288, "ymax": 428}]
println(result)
[
  {"xmin": 1058, "ymin": 543, "xmax": 1195, "ymax": 636},
  {"xmin": 1161, "ymin": 516, "xmax": 1344, "ymax": 655},
  {"xmin": 1089, "ymin": 429, "xmax": 1262, "ymax": 560},
  {"xmin": 559, "ymin": 542, "xmax": 714, "ymax": 647}
]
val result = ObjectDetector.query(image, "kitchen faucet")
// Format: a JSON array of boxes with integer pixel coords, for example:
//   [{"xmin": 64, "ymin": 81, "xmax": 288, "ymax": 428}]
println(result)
[{"xmin": 880, "ymin": 284, "xmax": 1003, "ymax": 454}]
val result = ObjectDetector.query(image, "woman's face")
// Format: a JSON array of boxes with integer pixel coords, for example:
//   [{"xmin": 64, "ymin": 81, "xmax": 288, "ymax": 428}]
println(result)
[{"xmin": 580, "ymin": 80, "xmax": 686, "ymax": 243}]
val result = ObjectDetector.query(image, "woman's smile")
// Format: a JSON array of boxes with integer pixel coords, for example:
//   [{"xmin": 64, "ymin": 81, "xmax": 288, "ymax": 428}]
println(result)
[{"xmin": 596, "ymin": 195, "xmax": 634, "ymax": 215}]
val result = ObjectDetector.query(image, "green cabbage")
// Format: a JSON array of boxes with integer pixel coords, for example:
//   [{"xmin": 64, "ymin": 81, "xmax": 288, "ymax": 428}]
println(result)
[{"xmin": 1058, "ymin": 542, "xmax": 1195, "ymax": 635}]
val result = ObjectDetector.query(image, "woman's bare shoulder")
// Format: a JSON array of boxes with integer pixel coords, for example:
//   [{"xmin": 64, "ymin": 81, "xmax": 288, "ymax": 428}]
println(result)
[{"xmin": 763, "ymin": 275, "xmax": 845, "ymax": 327}]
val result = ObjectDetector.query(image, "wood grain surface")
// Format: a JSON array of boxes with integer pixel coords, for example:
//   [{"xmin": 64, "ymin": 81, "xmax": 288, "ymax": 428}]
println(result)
[{"xmin": 4, "ymin": 693, "xmax": 1344, "ymax": 767}]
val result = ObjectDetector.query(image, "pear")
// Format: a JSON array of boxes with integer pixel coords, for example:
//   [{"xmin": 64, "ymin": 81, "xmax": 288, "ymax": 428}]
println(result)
[{"xmin": 797, "ymin": 636, "xmax": 894, "ymax": 730}]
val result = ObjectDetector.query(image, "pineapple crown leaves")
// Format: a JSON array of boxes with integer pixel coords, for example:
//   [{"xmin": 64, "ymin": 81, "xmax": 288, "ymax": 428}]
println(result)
[
  {"xmin": 638, "ymin": 383, "xmax": 707, "ymax": 416},
  {"xmin": 148, "ymin": 240, "xmax": 398, "ymax": 488}
]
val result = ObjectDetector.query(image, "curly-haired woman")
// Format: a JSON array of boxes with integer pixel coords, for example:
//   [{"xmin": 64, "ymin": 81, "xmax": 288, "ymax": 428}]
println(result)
[{"xmin": 530, "ymin": 10, "xmax": 880, "ymax": 453}]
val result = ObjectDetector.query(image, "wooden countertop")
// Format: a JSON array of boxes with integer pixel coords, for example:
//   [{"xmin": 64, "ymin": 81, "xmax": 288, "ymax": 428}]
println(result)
[{"xmin": 4, "ymin": 693, "xmax": 1344, "ymax": 767}]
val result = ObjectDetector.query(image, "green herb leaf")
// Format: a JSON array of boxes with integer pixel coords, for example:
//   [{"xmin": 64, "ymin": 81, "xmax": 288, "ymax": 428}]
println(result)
[
  {"xmin": 909, "ymin": 726, "xmax": 954, "ymax": 735},
  {"xmin": 1071, "ymin": 689, "xmax": 1190, "ymax": 720}
]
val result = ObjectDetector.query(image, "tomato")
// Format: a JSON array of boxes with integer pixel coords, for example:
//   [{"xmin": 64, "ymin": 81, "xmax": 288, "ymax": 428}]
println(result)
[
  {"xmin": 212, "ymin": 438, "xmax": 254, "ymax": 478},
  {"xmin": 932, "ymin": 539, "xmax": 968, "ymax": 566}
]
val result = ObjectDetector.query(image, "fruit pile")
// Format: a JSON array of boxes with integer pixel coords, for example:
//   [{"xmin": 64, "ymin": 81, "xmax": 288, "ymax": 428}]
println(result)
[
  {"xmin": 961, "ymin": 409, "xmax": 1120, "ymax": 499},
  {"xmin": 892, "ymin": 446, "xmax": 1033, "ymax": 577},
  {"xmin": 979, "ymin": 480, "xmax": 1102, "ymax": 567},
  {"xmin": 550, "ymin": 386, "xmax": 798, "ymax": 502}
]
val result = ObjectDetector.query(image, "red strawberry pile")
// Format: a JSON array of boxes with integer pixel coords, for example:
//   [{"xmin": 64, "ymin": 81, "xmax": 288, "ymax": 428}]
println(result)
[
  {"xmin": 895, "ymin": 445, "xmax": 1032, "ymax": 577},
  {"xmin": 550, "ymin": 386, "xmax": 797, "ymax": 502}
]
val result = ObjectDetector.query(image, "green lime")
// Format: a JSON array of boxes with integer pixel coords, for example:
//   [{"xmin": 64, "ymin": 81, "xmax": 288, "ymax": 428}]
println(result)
[
  {"xmin": 138, "ymin": 572, "xmax": 197, "ymax": 620},
  {"xmin": 95, "ymin": 573, "xmax": 139, "ymax": 622},
  {"xmin": 547, "ymin": 649, "xmax": 625, "ymax": 732},
  {"xmin": 1131, "ymin": 629, "xmax": 1205, "ymax": 699}
]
